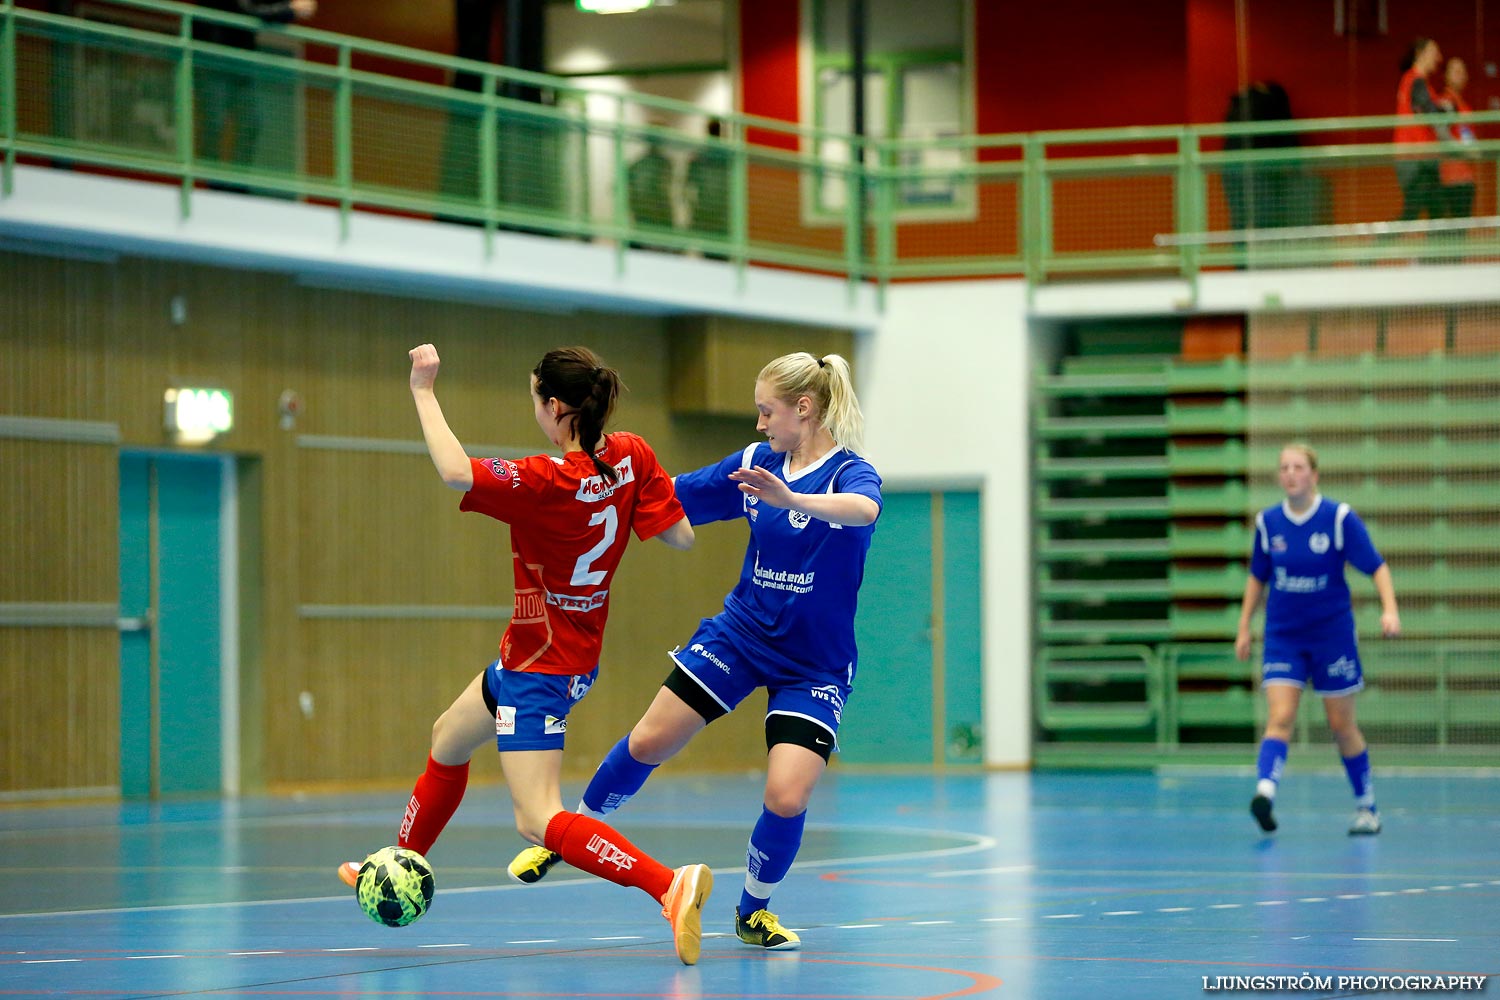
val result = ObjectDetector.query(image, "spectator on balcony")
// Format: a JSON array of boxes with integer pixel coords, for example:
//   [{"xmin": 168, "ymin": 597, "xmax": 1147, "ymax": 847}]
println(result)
[
  {"xmin": 1222, "ymin": 82, "xmax": 1299, "ymax": 235},
  {"xmin": 1437, "ymin": 57, "xmax": 1478, "ymax": 220},
  {"xmin": 192, "ymin": 0, "xmax": 317, "ymax": 184},
  {"xmin": 1235, "ymin": 443, "xmax": 1401, "ymax": 838},
  {"xmin": 1393, "ymin": 37, "xmax": 1447, "ymax": 225},
  {"xmin": 685, "ymin": 119, "xmax": 731, "ymax": 259},
  {"xmin": 628, "ymin": 138, "xmax": 676, "ymax": 250}
]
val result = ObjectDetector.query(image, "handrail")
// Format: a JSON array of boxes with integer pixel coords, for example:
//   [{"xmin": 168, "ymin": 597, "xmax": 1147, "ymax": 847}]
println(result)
[
  {"xmin": 1158, "ymin": 215, "xmax": 1500, "ymax": 247},
  {"xmin": 4, "ymin": 0, "xmax": 1500, "ymax": 291}
]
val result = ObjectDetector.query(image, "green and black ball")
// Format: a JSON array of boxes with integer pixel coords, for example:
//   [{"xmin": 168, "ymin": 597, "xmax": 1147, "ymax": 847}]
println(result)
[{"xmin": 355, "ymin": 846, "xmax": 434, "ymax": 927}]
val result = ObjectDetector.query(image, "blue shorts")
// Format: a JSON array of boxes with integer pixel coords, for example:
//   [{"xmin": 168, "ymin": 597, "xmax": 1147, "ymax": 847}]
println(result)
[
  {"xmin": 481, "ymin": 660, "xmax": 599, "ymax": 752},
  {"xmin": 1261, "ymin": 632, "xmax": 1364, "ymax": 697},
  {"xmin": 669, "ymin": 616, "xmax": 851, "ymax": 751}
]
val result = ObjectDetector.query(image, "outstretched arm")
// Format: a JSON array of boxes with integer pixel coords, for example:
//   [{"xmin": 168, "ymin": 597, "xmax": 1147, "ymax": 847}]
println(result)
[
  {"xmin": 1372, "ymin": 563, "xmax": 1401, "ymax": 638},
  {"xmin": 1234, "ymin": 575, "xmax": 1266, "ymax": 661},
  {"xmin": 409, "ymin": 343, "xmax": 473, "ymax": 491},
  {"xmin": 655, "ymin": 515, "xmax": 695, "ymax": 550},
  {"xmin": 728, "ymin": 466, "xmax": 879, "ymax": 527}
]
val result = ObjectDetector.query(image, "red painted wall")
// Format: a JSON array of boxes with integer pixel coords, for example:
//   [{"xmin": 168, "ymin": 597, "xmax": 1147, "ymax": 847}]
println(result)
[
  {"xmin": 738, "ymin": 0, "xmax": 801, "ymax": 148},
  {"xmin": 975, "ymin": 0, "xmax": 1191, "ymax": 133},
  {"xmin": 729, "ymin": 0, "xmax": 1497, "ymax": 132}
]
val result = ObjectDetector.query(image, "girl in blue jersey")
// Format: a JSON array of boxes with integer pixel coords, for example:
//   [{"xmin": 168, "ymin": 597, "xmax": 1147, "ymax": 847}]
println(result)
[
  {"xmin": 507, "ymin": 351, "xmax": 882, "ymax": 951},
  {"xmin": 1235, "ymin": 443, "xmax": 1401, "ymax": 836}
]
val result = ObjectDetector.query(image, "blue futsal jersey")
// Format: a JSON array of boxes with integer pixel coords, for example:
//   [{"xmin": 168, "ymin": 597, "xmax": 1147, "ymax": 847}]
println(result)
[
  {"xmin": 673, "ymin": 442, "xmax": 882, "ymax": 679},
  {"xmin": 1249, "ymin": 495, "xmax": 1384, "ymax": 642}
]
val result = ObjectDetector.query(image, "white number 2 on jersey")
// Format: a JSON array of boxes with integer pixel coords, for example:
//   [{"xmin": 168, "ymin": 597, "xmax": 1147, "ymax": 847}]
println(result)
[{"xmin": 571, "ymin": 504, "xmax": 618, "ymax": 586}]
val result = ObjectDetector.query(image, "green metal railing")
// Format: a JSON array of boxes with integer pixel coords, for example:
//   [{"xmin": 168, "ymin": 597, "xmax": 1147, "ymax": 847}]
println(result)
[{"xmin": 4, "ymin": 0, "xmax": 1500, "ymax": 295}]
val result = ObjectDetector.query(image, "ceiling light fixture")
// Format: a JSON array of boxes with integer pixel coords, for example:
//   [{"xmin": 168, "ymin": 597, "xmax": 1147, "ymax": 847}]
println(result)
[{"xmin": 577, "ymin": 0, "xmax": 654, "ymax": 12}]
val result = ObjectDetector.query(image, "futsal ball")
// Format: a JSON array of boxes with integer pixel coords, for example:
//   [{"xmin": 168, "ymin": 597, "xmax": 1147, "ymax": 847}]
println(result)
[{"xmin": 355, "ymin": 846, "xmax": 435, "ymax": 928}]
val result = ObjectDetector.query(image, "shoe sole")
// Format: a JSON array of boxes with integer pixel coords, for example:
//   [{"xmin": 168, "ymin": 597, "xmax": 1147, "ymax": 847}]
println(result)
[
  {"xmin": 737, "ymin": 933, "xmax": 801, "ymax": 951},
  {"xmin": 735, "ymin": 908, "xmax": 801, "ymax": 951},
  {"xmin": 666, "ymin": 865, "xmax": 713, "ymax": 966},
  {"xmin": 337, "ymin": 862, "xmax": 360, "ymax": 889},
  {"xmin": 507, "ymin": 852, "xmax": 559, "ymax": 885},
  {"xmin": 1250, "ymin": 795, "xmax": 1277, "ymax": 833}
]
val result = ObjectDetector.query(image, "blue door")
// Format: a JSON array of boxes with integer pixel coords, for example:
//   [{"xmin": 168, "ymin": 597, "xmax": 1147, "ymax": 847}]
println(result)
[
  {"xmin": 844, "ymin": 490, "xmax": 983, "ymax": 766},
  {"xmin": 119, "ymin": 453, "xmax": 225, "ymax": 798}
]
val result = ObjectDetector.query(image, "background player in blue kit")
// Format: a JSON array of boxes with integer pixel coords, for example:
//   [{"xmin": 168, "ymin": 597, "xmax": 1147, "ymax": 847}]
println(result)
[
  {"xmin": 508, "ymin": 351, "xmax": 881, "ymax": 951},
  {"xmin": 1235, "ymin": 443, "xmax": 1401, "ymax": 836}
]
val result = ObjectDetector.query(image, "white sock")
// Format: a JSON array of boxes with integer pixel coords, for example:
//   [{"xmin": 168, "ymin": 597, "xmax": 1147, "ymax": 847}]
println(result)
[{"xmin": 1256, "ymin": 779, "xmax": 1277, "ymax": 799}]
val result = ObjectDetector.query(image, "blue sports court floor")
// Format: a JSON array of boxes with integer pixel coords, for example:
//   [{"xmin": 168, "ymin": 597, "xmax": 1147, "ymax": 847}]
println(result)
[{"xmin": 2, "ymin": 769, "xmax": 1497, "ymax": 999}]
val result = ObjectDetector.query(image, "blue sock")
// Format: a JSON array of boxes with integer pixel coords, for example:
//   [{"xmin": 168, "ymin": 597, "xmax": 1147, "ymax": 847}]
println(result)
[
  {"xmin": 1342, "ymin": 749, "xmax": 1374, "ymax": 809},
  {"xmin": 739, "ymin": 807, "xmax": 806, "ymax": 916},
  {"xmin": 1256, "ymin": 737, "xmax": 1288, "ymax": 795},
  {"xmin": 579, "ymin": 736, "xmax": 657, "ymax": 815}
]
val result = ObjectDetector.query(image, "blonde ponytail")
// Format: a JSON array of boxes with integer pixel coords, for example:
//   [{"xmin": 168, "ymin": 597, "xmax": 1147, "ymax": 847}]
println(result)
[{"xmin": 757, "ymin": 351, "xmax": 866, "ymax": 454}]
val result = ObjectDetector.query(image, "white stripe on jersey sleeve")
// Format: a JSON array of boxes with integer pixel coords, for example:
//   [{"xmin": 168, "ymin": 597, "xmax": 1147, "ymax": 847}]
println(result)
[{"xmin": 1334, "ymin": 502, "xmax": 1351, "ymax": 551}]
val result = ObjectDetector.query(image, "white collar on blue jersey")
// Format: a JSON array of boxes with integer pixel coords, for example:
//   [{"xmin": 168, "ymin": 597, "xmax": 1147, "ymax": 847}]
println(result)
[
  {"xmin": 780, "ymin": 444, "xmax": 848, "ymax": 483},
  {"xmin": 1281, "ymin": 493, "xmax": 1323, "ymax": 526}
]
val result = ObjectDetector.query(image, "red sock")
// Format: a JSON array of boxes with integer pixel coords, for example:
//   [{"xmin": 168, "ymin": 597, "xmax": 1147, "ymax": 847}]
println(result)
[
  {"xmin": 544, "ymin": 811, "xmax": 674, "ymax": 901},
  {"xmin": 396, "ymin": 754, "xmax": 469, "ymax": 856}
]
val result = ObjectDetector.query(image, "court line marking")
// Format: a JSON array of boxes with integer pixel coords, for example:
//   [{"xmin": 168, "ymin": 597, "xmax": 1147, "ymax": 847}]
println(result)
[
  {"xmin": 934, "ymin": 864, "xmax": 1035, "ymax": 877},
  {"xmin": 6, "ymin": 896, "xmax": 1480, "ymax": 967},
  {"xmin": 5, "ymin": 861, "xmax": 1489, "ymax": 964},
  {"xmin": 0, "ymin": 825, "xmax": 999, "ymax": 921}
]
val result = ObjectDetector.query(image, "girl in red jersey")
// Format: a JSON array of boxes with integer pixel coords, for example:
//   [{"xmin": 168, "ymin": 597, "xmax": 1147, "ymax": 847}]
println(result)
[{"xmin": 338, "ymin": 343, "xmax": 711, "ymax": 965}]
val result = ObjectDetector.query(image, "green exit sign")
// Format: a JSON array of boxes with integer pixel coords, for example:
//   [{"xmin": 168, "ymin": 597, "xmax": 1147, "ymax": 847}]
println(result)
[{"xmin": 164, "ymin": 386, "xmax": 233, "ymax": 445}]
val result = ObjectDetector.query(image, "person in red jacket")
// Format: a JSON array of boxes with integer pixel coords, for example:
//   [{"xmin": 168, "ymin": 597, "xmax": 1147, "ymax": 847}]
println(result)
[
  {"xmin": 1437, "ymin": 57, "xmax": 1477, "ymax": 220},
  {"xmin": 1394, "ymin": 37, "xmax": 1446, "ymax": 225}
]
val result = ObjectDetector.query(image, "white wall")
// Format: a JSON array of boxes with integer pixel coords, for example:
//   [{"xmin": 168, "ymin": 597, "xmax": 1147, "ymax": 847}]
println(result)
[
  {"xmin": 863, "ymin": 280, "xmax": 1033, "ymax": 768},
  {"xmin": 546, "ymin": 0, "xmax": 726, "ymax": 74}
]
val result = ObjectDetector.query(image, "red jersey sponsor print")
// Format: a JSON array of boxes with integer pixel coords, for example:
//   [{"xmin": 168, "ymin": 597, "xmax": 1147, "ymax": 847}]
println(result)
[{"xmin": 459, "ymin": 432, "xmax": 684, "ymax": 675}]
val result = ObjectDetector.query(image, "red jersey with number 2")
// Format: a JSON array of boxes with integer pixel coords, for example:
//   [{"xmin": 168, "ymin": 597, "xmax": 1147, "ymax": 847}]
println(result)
[{"xmin": 459, "ymin": 431, "xmax": 684, "ymax": 675}]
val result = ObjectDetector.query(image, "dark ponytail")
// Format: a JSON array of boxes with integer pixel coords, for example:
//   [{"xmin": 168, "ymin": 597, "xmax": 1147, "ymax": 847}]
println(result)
[
  {"xmin": 1401, "ymin": 37, "xmax": 1431, "ymax": 72},
  {"xmin": 532, "ymin": 346, "xmax": 624, "ymax": 482}
]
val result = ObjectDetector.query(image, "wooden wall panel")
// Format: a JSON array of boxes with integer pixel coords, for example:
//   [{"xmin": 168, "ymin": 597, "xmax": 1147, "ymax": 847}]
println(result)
[
  {"xmin": 0, "ymin": 440, "xmax": 118, "ymax": 603},
  {"xmin": 0, "ymin": 629, "xmax": 119, "ymax": 792},
  {"xmin": 0, "ymin": 438, "xmax": 120, "ymax": 795},
  {"xmin": 2, "ymin": 248, "xmax": 822, "ymax": 795},
  {"xmin": 281, "ymin": 620, "xmax": 501, "ymax": 785}
]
